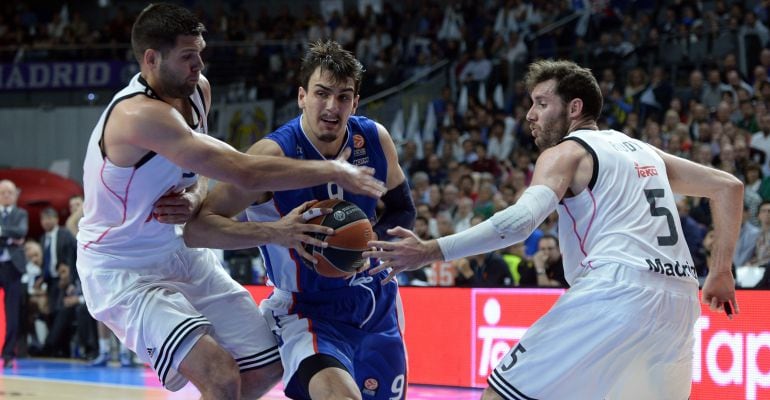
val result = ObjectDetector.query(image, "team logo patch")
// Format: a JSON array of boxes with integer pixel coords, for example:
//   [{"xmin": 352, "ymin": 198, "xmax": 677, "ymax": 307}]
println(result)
[
  {"xmin": 353, "ymin": 134, "xmax": 365, "ymax": 149},
  {"xmin": 364, "ymin": 378, "xmax": 378, "ymax": 390},
  {"xmin": 147, "ymin": 347, "xmax": 155, "ymax": 358},
  {"xmin": 362, "ymin": 377, "xmax": 379, "ymax": 396}
]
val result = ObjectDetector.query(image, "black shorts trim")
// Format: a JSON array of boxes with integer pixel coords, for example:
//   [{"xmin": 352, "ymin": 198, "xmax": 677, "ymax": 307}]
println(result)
[
  {"xmin": 488, "ymin": 369, "xmax": 539, "ymax": 400},
  {"xmin": 154, "ymin": 315, "xmax": 210, "ymax": 387},
  {"xmin": 236, "ymin": 345, "xmax": 281, "ymax": 372}
]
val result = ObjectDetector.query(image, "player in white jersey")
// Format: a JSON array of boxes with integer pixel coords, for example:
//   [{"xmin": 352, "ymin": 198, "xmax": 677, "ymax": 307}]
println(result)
[
  {"xmin": 76, "ymin": 4, "xmax": 385, "ymax": 400},
  {"xmin": 364, "ymin": 60, "xmax": 743, "ymax": 400}
]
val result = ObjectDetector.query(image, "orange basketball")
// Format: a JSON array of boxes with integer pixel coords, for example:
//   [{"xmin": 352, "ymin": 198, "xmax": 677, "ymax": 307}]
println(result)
[{"xmin": 304, "ymin": 199, "xmax": 373, "ymax": 278}]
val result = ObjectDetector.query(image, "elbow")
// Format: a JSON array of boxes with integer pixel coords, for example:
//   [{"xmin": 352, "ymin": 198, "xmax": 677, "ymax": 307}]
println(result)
[{"xmin": 728, "ymin": 176, "xmax": 744, "ymax": 196}]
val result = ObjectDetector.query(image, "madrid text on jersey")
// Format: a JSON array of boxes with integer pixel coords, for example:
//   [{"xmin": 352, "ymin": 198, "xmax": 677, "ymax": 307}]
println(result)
[{"xmin": 645, "ymin": 257, "xmax": 697, "ymax": 279}]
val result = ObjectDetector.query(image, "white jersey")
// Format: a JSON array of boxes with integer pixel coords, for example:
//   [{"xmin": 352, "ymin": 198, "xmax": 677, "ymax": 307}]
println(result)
[
  {"xmin": 557, "ymin": 129, "xmax": 697, "ymax": 286},
  {"xmin": 77, "ymin": 73, "xmax": 206, "ymax": 262}
]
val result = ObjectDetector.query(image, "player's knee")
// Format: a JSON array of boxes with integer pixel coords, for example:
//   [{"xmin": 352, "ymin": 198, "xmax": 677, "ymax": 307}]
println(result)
[
  {"xmin": 308, "ymin": 368, "xmax": 362, "ymax": 400},
  {"xmin": 200, "ymin": 353, "xmax": 240, "ymax": 399},
  {"xmin": 240, "ymin": 361, "xmax": 283, "ymax": 399},
  {"xmin": 180, "ymin": 337, "xmax": 241, "ymax": 399}
]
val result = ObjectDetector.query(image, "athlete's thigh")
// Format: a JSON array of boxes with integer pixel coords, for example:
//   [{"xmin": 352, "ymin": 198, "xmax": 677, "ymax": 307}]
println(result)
[
  {"xmin": 180, "ymin": 247, "xmax": 279, "ymax": 370},
  {"xmin": 488, "ymin": 280, "xmax": 651, "ymax": 400},
  {"xmin": 606, "ymin": 311, "xmax": 695, "ymax": 400},
  {"xmin": 272, "ymin": 313, "xmax": 355, "ymax": 382},
  {"xmin": 270, "ymin": 314, "xmax": 357, "ymax": 399}
]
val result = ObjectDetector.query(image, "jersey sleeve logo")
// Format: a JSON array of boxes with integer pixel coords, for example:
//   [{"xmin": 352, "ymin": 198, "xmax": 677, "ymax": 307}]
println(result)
[{"xmin": 634, "ymin": 162, "xmax": 658, "ymax": 178}]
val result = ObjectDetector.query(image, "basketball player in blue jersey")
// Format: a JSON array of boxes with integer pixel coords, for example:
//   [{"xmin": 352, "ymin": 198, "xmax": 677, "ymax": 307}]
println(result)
[
  {"xmin": 365, "ymin": 60, "xmax": 742, "ymax": 400},
  {"xmin": 77, "ymin": 5, "xmax": 386, "ymax": 400},
  {"xmin": 185, "ymin": 40, "xmax": 416, "ymax": 400}
]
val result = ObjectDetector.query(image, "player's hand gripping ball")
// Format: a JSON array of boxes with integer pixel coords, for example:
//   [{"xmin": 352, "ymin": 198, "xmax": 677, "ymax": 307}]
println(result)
[{"xmin": 302, "ymin": 199, "xmax": 373, "ymax": 278}]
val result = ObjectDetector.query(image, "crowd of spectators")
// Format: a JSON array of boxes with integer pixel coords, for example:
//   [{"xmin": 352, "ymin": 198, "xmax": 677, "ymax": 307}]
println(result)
[
  {"xmin": 5, "ymin": 2, "xmax": 770, "ymax": 293},
  {"xmin": 0, "ymin": 184, "xmax": 133, "ymax": 366},
  {"xmin": 3, "ymin": 0, "xmax": 770, "ymax": 373},
  {"xmin": 381, "ymin": 0, "xmax": 770, "ymax": 289}
]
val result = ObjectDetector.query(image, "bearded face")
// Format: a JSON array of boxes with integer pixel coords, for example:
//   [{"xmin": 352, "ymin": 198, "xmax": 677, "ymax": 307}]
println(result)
[{"xmin": 526, "ymin": 79, "xmax": 570, "ymax": 150}]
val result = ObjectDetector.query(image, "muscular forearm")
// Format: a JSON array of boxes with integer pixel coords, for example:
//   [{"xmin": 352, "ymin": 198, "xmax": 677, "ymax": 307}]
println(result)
[
  {"xmin": 239, "ymin": 155, "xmax": 340, "ymax": 191},
  {"xmin": 438, "ymin": 186, "xmax": 558, "ymax": 261},
  {"xmin": 180, "ymin": 135, "xmax": 341, "ymax": 192},
  {"xmin": 183, "ymin": 212, "xmax": 277, "ymax": 250},
  {"xmin": 373, "ymin": 180, "xmax": 416, "ymax": 241},
  {"xmin": 709, "ymin": 180, "xmax": 744, "ymax": 274}
]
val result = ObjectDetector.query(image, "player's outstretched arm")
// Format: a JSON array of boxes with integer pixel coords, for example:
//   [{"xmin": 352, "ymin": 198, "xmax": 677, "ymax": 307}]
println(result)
[
  {"xmin": 365, "ymin": 143, "xmax": 581, "ymax": 283},
  {"xmin": 363, "ymin": 227, "xmax": 443, "ymax": 283},
  {"xmin": 183, "ymin": 139, "xmax": 334, "ymax": 262},
  {"xmin": 111, "ymin": 99, "xmax": 385, "ymax": 198},
  {"xmin": 654, "ymin": 148, "xmax": 743, "ymax": 317}
]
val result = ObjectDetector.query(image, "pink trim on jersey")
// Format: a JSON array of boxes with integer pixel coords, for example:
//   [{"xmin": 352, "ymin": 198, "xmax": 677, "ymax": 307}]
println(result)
[
  {"xmin": 83, "ymin": 160, "xmax": 137, "ymax": 250},
  {"xmin": 584, "ymin": 189, "xmax": 597, "ymax": 248},
  {"xmin": 562, "ymin": 189, "xmax": 598, "ymax": 269}
]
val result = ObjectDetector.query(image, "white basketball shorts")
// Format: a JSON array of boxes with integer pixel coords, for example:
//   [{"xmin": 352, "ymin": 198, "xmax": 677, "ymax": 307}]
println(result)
[
  {"xmin": 77, "ymin": 243, "xmax": 279, "ymax": 391},
  {"xmin": 488, "ymin": 264, "xmax": 700, "ymax": 400}
]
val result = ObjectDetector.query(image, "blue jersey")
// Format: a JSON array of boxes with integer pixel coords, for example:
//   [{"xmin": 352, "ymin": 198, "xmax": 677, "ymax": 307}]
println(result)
[
  {"xmin": 252, "ymin": 114, "xmax": 407, "ymax": 399},
  {"xmin": 246, "ymin": 114, "xmax": 388, "ymax": 292}
]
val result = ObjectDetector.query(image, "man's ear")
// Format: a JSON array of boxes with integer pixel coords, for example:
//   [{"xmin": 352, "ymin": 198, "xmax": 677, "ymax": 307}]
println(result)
[
  {"xmin": 144, "ymin": 49, "xmax": 159, "ymax": 67},
  {"xmin": 569, "ymin": 98, "xmax": 583, "ymax": 117},
  {"xmin": 297, "ymin": 86, "xmax": 307, "ymax": 109}
]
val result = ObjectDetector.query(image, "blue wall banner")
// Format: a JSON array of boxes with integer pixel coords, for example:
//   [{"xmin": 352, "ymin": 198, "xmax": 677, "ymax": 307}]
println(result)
[{"xmin": 0, "ymin": 61, "xmax": 138, "ymax": 91}]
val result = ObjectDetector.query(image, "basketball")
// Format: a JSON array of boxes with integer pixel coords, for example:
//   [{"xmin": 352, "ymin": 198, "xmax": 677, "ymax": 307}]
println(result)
[{"xmin": 303, "ymin": 199, "xmax": 373, "ymax": 278}]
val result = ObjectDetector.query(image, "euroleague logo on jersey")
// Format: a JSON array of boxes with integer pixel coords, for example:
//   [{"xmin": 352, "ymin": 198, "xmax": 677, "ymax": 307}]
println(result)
[
  {"xmin": 353, "ymin": 134, "xmax": 365, "ymax": 149},
  {"xmin": 363, "ymin": 377, "xmax": 379, "ymax": 396},
  {"xmin": 352, "ymin": 133, "xmax": 369, "ymax": 165}
]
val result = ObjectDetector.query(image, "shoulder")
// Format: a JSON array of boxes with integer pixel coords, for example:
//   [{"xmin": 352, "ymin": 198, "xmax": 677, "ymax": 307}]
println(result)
[
  {"xmin": 349, "ymin": 115, "xmax": 379, "ymax": 134},
  {"xmin": 373, "ymin": 121, "xmax": 394, "ymax": 144},
  {"xmin": 246, "ymin": 138, "xmax": 285, "ymax": 157},
  {"xmin": 198, "ymin": 74, "xmax": 211, "ymax": 93},
  {"xmin": 539, "ymin": 139, "xmax": 589, "ymax": 165},
  {"xmin": 198, "ymin": 75, "xmax": 212, "ymax": 110},
  {"xmin": 271, "ymin": 116, "xmax": 302, "ymax": 136},
  {"xmin": 112, "ymin": 94, "xmax": 171, "ymax": 121}
]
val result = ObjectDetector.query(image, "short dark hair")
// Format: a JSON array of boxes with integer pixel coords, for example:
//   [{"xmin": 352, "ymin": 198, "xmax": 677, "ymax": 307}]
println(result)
[
  {"xmin": 539, "ymin": 234, "xmax": 559, "ymax": 246},
  {"xmin": 131, "ymin": 3, "xmax": 206, "ymax": 63},
  {"xmin": 299, "ymin": 40, "xmax": 364, "ymax": 94},
  {"xmin": 41, "ymin": 207, "xmax": 58, "ymax": 218},
  {"xmin": 524, "ymin": 60, "xmax": 603, "ymax": 122}
]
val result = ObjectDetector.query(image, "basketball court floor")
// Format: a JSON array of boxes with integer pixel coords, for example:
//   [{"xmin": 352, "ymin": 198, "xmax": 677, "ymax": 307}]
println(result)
[{"xmin": 0, "ymin": 358, "xmax": 483, "ymax": 399}]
